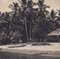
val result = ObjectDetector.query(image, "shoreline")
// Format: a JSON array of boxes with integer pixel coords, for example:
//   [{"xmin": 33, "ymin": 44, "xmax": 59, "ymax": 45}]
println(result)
[
  {"xmin": 0, "ymin": 50, "xmax": 60, "ymax": 59},
  {"xmin": 0, "ymin": 43, "xmax": 60, "ymax": 55},
  {"xmin": 0, "ymin": 43, "xmax": 60, "ymax": 59}
]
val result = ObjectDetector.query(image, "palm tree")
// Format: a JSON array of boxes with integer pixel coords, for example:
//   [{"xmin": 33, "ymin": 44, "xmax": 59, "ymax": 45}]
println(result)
[
  {"xmin": 26, "ymin": 0, "xmax": 33, "ymax": 42},
  {"xmin": 9, "ymin": 2, "xmax": 19, "ymax": 22},
  {"xmin": 18, "ymin": 0, "xmax": 28, "ymax": 42},
  {"xmin": 34, "ymin": 0, "xmax": 50, "ymax": 42},
  {"xmin": 19, "ymin": 0, "xmax": 33, "ymax": 43}
]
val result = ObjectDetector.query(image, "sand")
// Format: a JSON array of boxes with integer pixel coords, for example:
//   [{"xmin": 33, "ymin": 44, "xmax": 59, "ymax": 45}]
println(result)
[{"xmin": 0, "ymin": 43, "xmax": 60, "ymax": 57}]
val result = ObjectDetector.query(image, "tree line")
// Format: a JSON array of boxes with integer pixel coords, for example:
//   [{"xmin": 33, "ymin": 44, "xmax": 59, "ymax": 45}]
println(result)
[{"xmin": 0, "ymin": 0, "xmax": 60, "ymax": 44}]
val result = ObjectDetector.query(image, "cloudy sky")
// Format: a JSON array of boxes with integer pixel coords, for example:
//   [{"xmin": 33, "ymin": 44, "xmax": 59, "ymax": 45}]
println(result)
[{"xmin": 0, "ymin": 0, "xmax": 60, "ymax": 12}]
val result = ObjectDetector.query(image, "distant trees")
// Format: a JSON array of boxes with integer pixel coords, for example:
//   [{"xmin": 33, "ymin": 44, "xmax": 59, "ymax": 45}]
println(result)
[{"xmin": 0, "ymin": 0, "xmax": 60, "ymax": 44}]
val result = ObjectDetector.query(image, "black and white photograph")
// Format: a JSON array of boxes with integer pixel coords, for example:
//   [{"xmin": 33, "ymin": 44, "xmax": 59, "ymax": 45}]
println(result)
[{"xmin": 0, "ymin": 0, "xmax": 60, "ymax": 59}]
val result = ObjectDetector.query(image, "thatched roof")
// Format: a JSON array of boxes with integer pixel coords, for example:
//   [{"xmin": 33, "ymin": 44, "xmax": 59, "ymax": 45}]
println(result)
[{"xmin": 48, "ymin": 28, "xmax": 60, "ymax": 36}]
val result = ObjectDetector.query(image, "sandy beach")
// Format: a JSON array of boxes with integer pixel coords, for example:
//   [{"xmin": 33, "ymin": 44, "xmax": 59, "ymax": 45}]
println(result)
[
  {"xmin": 0, "ymin": 43, "xmax": 60, "ymax": 59},
  {"xmin": 0, "ymin": 43, "xmax": 60, "ymax": 55}
]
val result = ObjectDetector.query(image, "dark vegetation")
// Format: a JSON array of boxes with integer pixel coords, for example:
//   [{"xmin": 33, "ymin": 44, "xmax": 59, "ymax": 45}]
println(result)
[{"xmin": 0, "ymin": 0, "xmax": 60, "ymax": 45}]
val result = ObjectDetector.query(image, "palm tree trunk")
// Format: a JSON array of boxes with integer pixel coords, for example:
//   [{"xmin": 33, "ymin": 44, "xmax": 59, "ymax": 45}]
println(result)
[
  {"xmin": 25, "ymin": 19, "xmax": 29, "ymax": 43},
  {"xmin": 29, "ymin": 22, "xmax": 31, "ymax": 42}
]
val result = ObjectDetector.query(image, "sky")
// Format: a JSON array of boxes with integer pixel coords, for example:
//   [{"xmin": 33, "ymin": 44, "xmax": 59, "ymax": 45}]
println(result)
[{"xmin": 0, "ymin": 0, "xmax": 60, "ymax": 12}]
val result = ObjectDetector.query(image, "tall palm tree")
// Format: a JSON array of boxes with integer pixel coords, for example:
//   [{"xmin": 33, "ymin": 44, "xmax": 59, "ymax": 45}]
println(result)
[
  {"xmin": 32, "ymin": 0, "xmax": 50, "ymax": 42},
  {"xmin": 19, "ymin": 0, "xmax": 33, "ymax": 43},
  {"xmin": 26, "ymin": 0, "xmax": 33, "ymax": 42}
]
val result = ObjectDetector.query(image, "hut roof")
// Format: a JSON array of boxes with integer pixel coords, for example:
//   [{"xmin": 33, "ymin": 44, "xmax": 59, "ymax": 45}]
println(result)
[{"xmin": 48, "ymin": 28, "xmax": 60, "ymax": 36}]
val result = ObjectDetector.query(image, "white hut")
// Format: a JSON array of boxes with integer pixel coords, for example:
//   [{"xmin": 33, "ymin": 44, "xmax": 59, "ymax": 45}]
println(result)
[{"xmin": 47, "ymin": 28, "xmax": 60, "ymax": 42}]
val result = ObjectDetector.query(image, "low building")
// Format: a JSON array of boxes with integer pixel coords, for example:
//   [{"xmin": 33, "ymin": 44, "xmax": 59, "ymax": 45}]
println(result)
[{"xmin": 47, "ymin": 28, "xmax": 60, "ymax": 42}]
